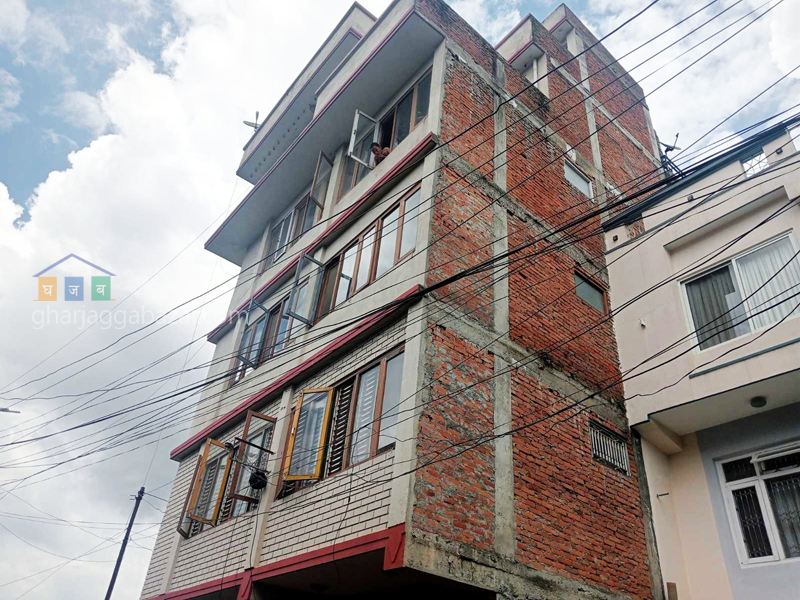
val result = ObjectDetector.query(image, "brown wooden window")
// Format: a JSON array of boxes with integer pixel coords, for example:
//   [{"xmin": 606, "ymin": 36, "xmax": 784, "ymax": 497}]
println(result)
[
  {"xmin": 283, "ymin": 388, "xmax": 335, "ymax": 481},
  {"xmin": 279, "ymin": 348, "xmax": 404, "ymax": 492},
  {"xmin": 377, "ymin": 69, "xmax": 432, "ymax": 151},
  {"xmin": 177, "ymin": 439, "xmax": 232, "ymax": 538},
  {"xmin": 222, "ymin": 411, "xmax": 276, "ymax": 520},
  {"xmin": 338, "ymin": 70, "xmax": 431, "ymax": 202},
  {"xmin": 315, "ymin": 187, "xmax": 421, "ymax": 320}
]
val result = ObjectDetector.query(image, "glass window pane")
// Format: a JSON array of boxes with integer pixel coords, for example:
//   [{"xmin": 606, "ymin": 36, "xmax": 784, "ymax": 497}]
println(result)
[
  {"xmin": 574, "ymin": 273, "xmax": 604, "ymax": 312},
  {"xmin": 723, "ymin": 458, "xmax": 757, "ymax": 482},
  {"xmin": 312, "ymin": 155, "xmax": 332, "ymax": 207},
  {"xmin": 415, "ymin": 72, "xmax": 431, "ymax": 125},
  {"xmin": 273, "ymin": 313, "xmax": 290, "ymax": 355},
  {"xmin": 686, "ymin": 265, "xmax": 750, "ymax": 350},
  {"xmin": 376, "ymin": 208, "xmax": 400, "ymax": 278},
  {"xmin": 400, "ymin": 190, "xmax": 421, "ymax": 257},
  {"xmin": 318, "ymin": 262, "xmax": 338, "ymax": 319},
  {"xmin": 564, "ymin": 162, "xmax": 592, "ymax": 198},
  {"xmin": 350, "ymin": 365, "xmax": 380, "ymax": 465},
  {"xmin": 393, "ymin": 92, "xmax": 413, "ymax": 147},
  {"xmin": 736, "ymin": 237, "xmax": 800, "ymax": 330},
  {"xmin": 288, "ymin": 391, "xmax": 329, "ymax": 477},
  {"xmin": 302, "ymin": 198, "xmax": 316, "ymax": 235},
  {"xmin": 766, "ymin": 473, "xmax": 800, "ymax": 558},
  {"xmin": 357, "ymin": 229, "xmax": 375, "ymax": 289},
  {"xmin": 335, "ymin": 245, "xmax": 358, "ymax": 307},
  {"xmin": 731, "ymin": 486, "xmax": 773, "ymax": 558},
  {"xmin": 342, "ymin": 157, "xmax": 357, "ymax": 197},
  {"xmin": 288, "ymin": 282, "xmax": 307, "ymax": 340},
  {"xmin": 378, "ymin": 354, "xmax": 404, "ymax": 450}
]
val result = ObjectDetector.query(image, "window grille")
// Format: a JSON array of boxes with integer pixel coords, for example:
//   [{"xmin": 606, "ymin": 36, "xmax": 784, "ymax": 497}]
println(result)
[{"xmin": 590, "ymin": 423, "xmax": 629, "ymax": 474}]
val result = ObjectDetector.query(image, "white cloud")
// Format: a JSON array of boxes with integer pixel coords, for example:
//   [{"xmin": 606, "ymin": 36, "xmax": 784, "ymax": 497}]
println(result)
[
  {"xmin": 42, "ymin": 128, "xmax": 78, "ymax": 149},
  {"xmin": 0, "ymin": 2, "xmax": 391, "ymax": 598},
  {"xmin": 59, "ymin": 90, "xmax": 110, "ymax": 135},
  {"xmin": 0, "ymin": 68, "xmax": 23, "ymax": 130},
  {"xmin": 449, "ymin": 0, "xmax": 523, "ymax": 43},
  {"xmin": 0, "ymin": 0, "xmax": 69, "ymax": 65}
]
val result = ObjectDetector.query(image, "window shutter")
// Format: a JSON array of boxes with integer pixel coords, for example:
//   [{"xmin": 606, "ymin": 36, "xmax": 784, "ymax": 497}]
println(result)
[
  {"xmin": 218, "ymin": 463, "xmax": 237, "ymax": 524},
  {"xmin": 327, "ymin": 379, "xmax": 355, "ymax": 476}
]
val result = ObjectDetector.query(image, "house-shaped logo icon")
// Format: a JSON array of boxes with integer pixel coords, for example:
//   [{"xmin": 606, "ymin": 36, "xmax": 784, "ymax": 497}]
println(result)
[{"xmin": 33, "ymin": 254, "xmax": 116, "ymax": 302}]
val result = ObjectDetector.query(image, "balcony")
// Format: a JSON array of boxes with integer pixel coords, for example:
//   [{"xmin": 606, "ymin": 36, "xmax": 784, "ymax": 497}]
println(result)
[{"xmin": 206, "ymin": 2, "xmax": 444, "ymax": 265}]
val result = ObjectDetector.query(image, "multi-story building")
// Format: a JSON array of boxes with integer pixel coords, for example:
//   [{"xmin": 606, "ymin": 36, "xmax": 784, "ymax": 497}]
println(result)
[
  {"xmin": 140, "ymin": 2, "xmax": 665, "ymax": 598},
  {"xmin": 604, "ymin": 118, "xmax": 800, "ymax": 600}
]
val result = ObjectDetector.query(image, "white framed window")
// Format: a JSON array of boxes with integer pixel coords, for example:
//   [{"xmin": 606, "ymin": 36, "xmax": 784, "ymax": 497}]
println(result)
[
  {"xmin": 564, "ymin": 161, "xmax": 592, "ymax": 200},
  {"xmin": 742, "ymin": 150, "xmax": 769, "ymax": 177},
  {"xmin": 682, "ymin": 233, "xmax": 800, "ymax": 351},
  {"xmin": 717, "ymin": 443, "xmax": 800, "ymax": 565}
]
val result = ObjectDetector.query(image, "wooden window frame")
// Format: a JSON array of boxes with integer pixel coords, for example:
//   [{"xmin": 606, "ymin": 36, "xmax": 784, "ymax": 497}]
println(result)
[
  {"xmin": 310, "ymin": 151, "xmax": 334, "ymax": 209},
  {"xmin": 344, "ymin": 346, "xmax": 404, "ymax": 467},
  {"xmin": 282, "ymin": 387, "xmax": 335, "ymax": 481},
  {"xmin": 315, "ymin": 185, "xmax": 421, "ymax": 320},
  {"xmin": 176, "ymin": 439, "xmax": 232, "ymax": 537},
  {"xmin": 229, "ymin": 410, "xmax": 277, "ymax": 504},
  {"xmin": 380, "ymin": 69, "xmax": 432, "ymax": 151}
]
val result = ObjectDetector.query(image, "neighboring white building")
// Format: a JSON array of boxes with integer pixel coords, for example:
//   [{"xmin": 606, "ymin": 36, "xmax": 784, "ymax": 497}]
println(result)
[{"xmin": 605, "ymin": 117, "xmax": 800, "ymax": 600}]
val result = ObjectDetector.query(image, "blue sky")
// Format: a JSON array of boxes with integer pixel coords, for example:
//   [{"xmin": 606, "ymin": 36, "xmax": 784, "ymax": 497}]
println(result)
[
  {"xmin": 0, "ymin": 1, "xmax": 798, "ymax": 598},
  {"xmin": 0, "ymin": 0, "xmax": 175, "ymax": 214}
]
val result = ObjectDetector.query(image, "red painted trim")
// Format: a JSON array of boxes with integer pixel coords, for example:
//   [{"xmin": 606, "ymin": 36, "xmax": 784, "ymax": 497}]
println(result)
[
  {"xmin": 143, "ymin": 525, "xmax": 406, "ymax": 600},
  {"xmin": 146, "ymin": 573, "xmax": 243, "ymax": 600},
  {"xmin": 383, "ymin": 525, "xmax": 405, "ymax": 570},
  {"xmin": 494, "ymin": 13, "xmax": 533, "ymax": 49},
  {"xmin": 252, "ymin": 524, "xmax": 404, "ymax": 580},
  {"xmin": 206, "ymin": 7, "xmax": 417, "ymax": 253},
  {"xmin": 173, "ymin": 285, "xmax": 422, "ymax": 460},
  {"xmin": 207, "ymin": 132, "xmax": 435, "ymax": 343},
  {"xmin": 239, "ymin": 28, "xmax": 362, "ymax": 160}
]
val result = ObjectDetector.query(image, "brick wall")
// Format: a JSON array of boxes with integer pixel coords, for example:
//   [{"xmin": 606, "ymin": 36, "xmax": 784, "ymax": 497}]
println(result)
[
  {"xmin": 413, "ymin": 0, "xmax": 657, "ymax": 597},
  {"xmin": 511, "ymin": 369, "xmax": 651, "ymax": 598}
]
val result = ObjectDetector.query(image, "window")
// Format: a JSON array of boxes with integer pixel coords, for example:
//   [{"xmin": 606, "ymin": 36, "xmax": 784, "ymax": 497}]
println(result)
[
  {"xmin": 177, "ymin": 413, "xmax": 276, "ymax": 538},
  {"xmin": 589, "ymin": 422, "xmax": 629, "ymax": 474},
  {"xmin": 742, "ymin": 150, "xmax": 769, "ymax": 177},
  {"xmin": 226, "ymin": 411, "xmax": 275, "ymax": 518},
  {"xmin": 340, "ymin": 111, "xmax": 378, "ymax": 198},
  {"xmin": 291, "ymin": 152, "xmax": 333, "ymax": 241},
  {"xmin": 280, "ymin": 348, "xmax": 404, "ymax": 489},
  {"xmin": 316, "ymin": 189, "xmax": 421, "ymax": 320},
  {"xmin": 684, "ymin": 235, "xmax": 800, "ymax": 350},
  {"xmin": 231, "ymin": 296, "xmax": 294, "ymax": 385},
  {"xmin": 377, "ymin": 70, "xmax": 432, "ymax": 150},
  {"xmin": 339, "ymin": 71, "xmax": 431, "ymax": 201},
  {"xmin": 719, "ymin": 443, "xmax": 800, "ymax": 565},
  {"xmin": 265, "ymin": 214, "xmax": 293, "ymax": 268},
  {"xmin": 574, "ymin": 272, "xmax": 605, "ymax": 312},
  {"xmin": 564, "ymin": 161, "xmax": 592, "ymax": 199},
  {"xmin": 283, "ymin": 388, "xmax": 335, "ymax": 480},
  {"xmin": 177, "ymin": 439, "xmax": 232, "ymax": 537}
]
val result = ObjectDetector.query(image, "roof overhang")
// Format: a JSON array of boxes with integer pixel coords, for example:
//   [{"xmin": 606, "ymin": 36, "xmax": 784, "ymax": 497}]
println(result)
[
  {"xmin": 635, "ymin": 366, "xmax": 800, "ymax": 454},
  {"xmin": 237, "ymin": 29, "xmax": 363, "ymax": 183},
  {"xmin": 206, "ymin": 10, "xmax": 443, "ymax": 265}
]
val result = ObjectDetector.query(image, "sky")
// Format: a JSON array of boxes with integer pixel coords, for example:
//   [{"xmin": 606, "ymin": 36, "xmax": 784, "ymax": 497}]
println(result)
[{"xmin": 0, "ymin": 0, "xmax": 798, "ymax": 598}]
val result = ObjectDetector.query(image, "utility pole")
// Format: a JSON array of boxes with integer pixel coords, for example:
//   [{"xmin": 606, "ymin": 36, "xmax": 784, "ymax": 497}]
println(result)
[{"xmin": 105, "ymin": 486, "xmax": 144, "ymax": 600}]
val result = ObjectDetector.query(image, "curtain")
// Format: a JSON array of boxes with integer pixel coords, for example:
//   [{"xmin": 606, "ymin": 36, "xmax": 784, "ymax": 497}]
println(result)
[
  {"xmin": 686, "ymin": 265, "xmax": 750, "ymax": 349},
  {"xmin": 767, "ymin": 473, "xmax": 800, "ymax": 558},
  {"xmin": 737, "ymin": 237, "xmax": 800, "ymax": 330}
]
